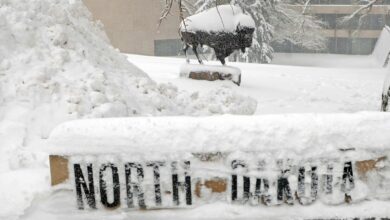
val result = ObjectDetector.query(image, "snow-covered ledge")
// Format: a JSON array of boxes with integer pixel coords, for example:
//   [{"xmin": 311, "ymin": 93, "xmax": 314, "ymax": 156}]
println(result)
[
  {"xmin": 47, "ymin": 112, "xmax": 390, "ymax": 157},
  {"xmin": 47, "ymin": 113, "xmax": 390, "ymax": 211}
]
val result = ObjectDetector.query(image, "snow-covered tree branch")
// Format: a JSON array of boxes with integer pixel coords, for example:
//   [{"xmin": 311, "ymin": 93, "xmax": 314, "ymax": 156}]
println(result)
[
  {"xmin": 342, "ymin": 0, "xmax": 378, "ymax": 23},
  {"xmin": 161, "ymin": 0, "xmax": 326, "ymax": 63},
  {"xmin": 196, "ymin": 0, "xmax": 326, "ymax": 63},
  {"xmin": 272, "ymin": 1, "xmax": 326, "ymax": 51},
  {"xmin": 159, "ymin": 0, "xmax": 196, "ymax": 27}
]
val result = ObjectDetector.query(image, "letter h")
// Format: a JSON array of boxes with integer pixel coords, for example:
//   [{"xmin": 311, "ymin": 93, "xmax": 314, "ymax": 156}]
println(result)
[{"xmin": 171, "ymin": 161, "xmax": 192, "ymax": 206}]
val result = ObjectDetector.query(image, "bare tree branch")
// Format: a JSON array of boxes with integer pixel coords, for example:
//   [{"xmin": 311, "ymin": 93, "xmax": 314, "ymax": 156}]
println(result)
[
  {"xmin": 337, "ymin": 0, "xmax": 378, "ymax": 36},
  {"xmin": 299, "ymin": 0, "xmax": 313, "ymax": 34},
  {"xmin": 341, "ymin": 0, "xmax": 378, "ymax": 24},
  {"xmin": 301, "ymin": 0, "xmax": 312, "ymax": 14},
  {"xmin": 159, "ymin": 0, "xmax": 175, "ymax": 27},
  {"xmin": 158, "ymin": 0, "xmax": 195, "ymax": 30}
]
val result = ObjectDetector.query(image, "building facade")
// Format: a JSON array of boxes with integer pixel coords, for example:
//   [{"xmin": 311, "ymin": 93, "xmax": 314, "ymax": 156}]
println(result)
[
  {"xmin": 276, "ymin": 1, "xmax": 390, "ymax": 54},
  {"xmin": 83, "ymin": 1, "xmax": 390, "ymax": 56},
  {"xmin": 83, "ymin": 0, "xmax": 184, "ymax": 56}
]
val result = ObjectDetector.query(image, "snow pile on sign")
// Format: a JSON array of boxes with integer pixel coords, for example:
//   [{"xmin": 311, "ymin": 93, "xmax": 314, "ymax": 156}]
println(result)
[
  {"xmin": 180, "ymin": 5, "xmax": 255, "ymax": 33},
  {"xmin": 48, "ymin": 112, "xmax": 390, "ymax": 155},
  {"xmin": 0, "ymin": 0, "xmax": 256, "ymax": 218}
]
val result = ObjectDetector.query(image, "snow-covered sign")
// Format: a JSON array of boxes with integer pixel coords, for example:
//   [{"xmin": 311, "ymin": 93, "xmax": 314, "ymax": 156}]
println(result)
[{"xmin": 48, "ymin": 114, "xmax": 390, "ymax": 214}]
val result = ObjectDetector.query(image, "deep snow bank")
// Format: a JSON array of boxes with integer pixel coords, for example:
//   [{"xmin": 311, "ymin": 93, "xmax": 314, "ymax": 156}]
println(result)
[
  {"xmin": 0, "ymin": 0, "xmax": 179, "ymax": 120},
  {"xmin": 0, "ymin": 0, "xmax": 256, "ymax": 169},
  {"xmin": 48, "ymin": 112, "xmax": 390, "ymax": 157},
  {"xmin": 0, "ymin": 0, "xmax": 183, "ymax": 177}
]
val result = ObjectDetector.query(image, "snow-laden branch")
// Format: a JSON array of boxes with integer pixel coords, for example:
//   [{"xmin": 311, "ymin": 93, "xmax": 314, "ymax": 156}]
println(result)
[
  {"xmin": 159, "ymin": 0, "xmax": 194, "ymax": 28},
  {"xmin": 340, "ymin": 0, "xmax": 378, "ymax": 24},
  {"xmin": 159, "ymin": 0, "xmax": 174, "ymax": 27},
  {"xmin": 301, "ymin": 0, "xmax": 312, "ymax": 14}
]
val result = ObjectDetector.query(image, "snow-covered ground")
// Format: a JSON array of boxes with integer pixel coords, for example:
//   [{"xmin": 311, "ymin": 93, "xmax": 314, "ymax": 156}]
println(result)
[
  {"xmin": 7, "ymin": 52, "xmax": 388, "ymax": 220},
  {"xmin": 128, "ymin": 53, "xmax": 387, "ymax": 114},
  {"xmin": 0, "ymin": 51, "xmax": 384, "ymax": 220},
  {"xmin": 1, "ymin": 0, "xmax": 390, "ymax": 219}
]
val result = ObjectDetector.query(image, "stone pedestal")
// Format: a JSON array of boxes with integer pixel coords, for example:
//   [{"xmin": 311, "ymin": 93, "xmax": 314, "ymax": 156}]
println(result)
[{"xmin": 180, "ymin": 64, "xmax": 241, "ymax": 86}]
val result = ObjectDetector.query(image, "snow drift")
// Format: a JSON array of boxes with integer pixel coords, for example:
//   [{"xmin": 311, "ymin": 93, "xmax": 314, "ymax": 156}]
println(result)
[
  {"xmin": 0, "ymin": 0, "xmax": 220, "ymax": 121},
  {"xmin": 0, "ymin": 0, "xmax": 256, "ymax": 169}
]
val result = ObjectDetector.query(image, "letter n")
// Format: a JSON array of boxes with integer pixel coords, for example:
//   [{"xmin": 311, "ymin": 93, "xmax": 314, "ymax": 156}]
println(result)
[{"xmin": 74, "ymin": 163, "xmax": 96, "ymax": 210}]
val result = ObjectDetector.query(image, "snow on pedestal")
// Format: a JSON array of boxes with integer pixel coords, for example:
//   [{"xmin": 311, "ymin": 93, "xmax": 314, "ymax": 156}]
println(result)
[{"xmin": 180, "ymin": 63, "xmax": 242, "ymax": 86}]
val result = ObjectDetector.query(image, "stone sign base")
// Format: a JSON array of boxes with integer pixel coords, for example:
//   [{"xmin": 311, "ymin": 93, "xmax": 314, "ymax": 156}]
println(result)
[{"xmin": 180, "ymin": 63, "xmax": 241, "ymax": 86}]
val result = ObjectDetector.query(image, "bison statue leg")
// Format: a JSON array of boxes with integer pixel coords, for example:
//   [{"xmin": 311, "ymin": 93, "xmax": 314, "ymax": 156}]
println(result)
[
  {"xmin": 182, "ymin": 44, "xmax": 190, "ymax": 63},
  {"xmin": 214, "ymin": 49, "xmax": 226, "ymax": 65},
  {"xmin": 191, "ymin": 44, "xmax": 203, "ymax": 64},
  {"xmin": 218, "ymin": 57, "xmax": 226, "ymax": 65}
]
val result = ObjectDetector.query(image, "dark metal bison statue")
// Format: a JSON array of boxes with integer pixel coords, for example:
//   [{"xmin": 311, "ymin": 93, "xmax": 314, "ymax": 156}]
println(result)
[{"xmin": 180, "ymin": 5, "xmax": 255, "ymax": 65}]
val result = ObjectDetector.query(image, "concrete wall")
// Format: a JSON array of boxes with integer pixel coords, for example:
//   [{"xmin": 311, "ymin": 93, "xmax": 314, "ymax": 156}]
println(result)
[{"xmin": 83, "ymin": 0, "xmax": 182, "ymax": 55}]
